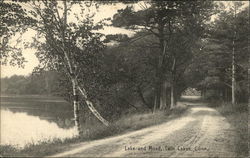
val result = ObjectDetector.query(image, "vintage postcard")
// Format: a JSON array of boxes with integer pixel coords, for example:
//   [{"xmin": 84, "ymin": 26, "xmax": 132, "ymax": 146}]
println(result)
[{"xmin": 0, "ymin": 0, "xmax": 249, "ymax": 157}]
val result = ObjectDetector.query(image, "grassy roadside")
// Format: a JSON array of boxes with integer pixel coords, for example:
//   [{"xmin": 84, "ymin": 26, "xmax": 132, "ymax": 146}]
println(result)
[
  {"xmin": 0, "ymin": 104, "xmax": 188, "ymax": 157},
  {"xmin": 214, "ymin": 102, "xmax": 248, "ymax": 157}
]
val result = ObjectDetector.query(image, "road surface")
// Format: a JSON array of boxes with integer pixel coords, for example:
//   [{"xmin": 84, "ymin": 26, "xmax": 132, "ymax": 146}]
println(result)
[{"xmin": 51, "ymin": 102, "xmax": 236, "ymax": 157}]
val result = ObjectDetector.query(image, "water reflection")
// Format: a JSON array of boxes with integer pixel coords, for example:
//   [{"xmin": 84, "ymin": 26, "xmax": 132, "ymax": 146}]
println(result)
[
  {"xmin": 1, "ymin": 95, "xmax": 75, "ymax": 129},
  {"xmin": 1, "ymin": 109, "xmax": 78, "ymax": 148},
  {"xmin": 0, "ymin": 95, "xmax": 78, "ymax": 148}
]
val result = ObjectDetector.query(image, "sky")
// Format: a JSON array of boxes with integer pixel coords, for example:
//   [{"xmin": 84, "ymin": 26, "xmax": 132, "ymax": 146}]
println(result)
[
  {"xmin": 1, "ymin": 1, "xmax": 249, "ymax": 78},
  {"xmin": 1, "ymin": 2, "xmax": 134, "ymax": 78}
]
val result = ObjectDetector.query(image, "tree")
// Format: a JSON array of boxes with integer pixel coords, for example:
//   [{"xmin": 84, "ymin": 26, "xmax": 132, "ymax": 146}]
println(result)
[
  {"xmin": 211, "ymin": 2, "xmax": 248, "ymax": 103},
  {"xmin": 1, "ymin": 75, "xmax": 27, "ymax": 94},
  {"xmin": 22, "ymin": 1, "xmax": 111, "ymax": 134},
  {"xmin": 185, "ymin": 3, "xmax": 249, "ymax": 103},
  {"xmin": 111, "ymin": 1, "xmax": 216, "ymax": 110},
  {"xmin": 104, "ymin": 36, "xmax": 158, "ymax": 111}
]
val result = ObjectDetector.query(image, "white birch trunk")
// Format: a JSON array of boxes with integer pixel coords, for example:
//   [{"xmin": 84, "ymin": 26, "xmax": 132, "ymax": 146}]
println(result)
[
  {"xmin": 61, "ymin": 1, "xmax": 81, "ymax": 134},
  {"xmin": 232, "ymin": 4, "xmax": 237, "ymax": 105},
  {"xmin": 72, "ymin": 78, "xmax": 81, "ymax": 134},
  {"xmin": 57, "ymin": 1, "xmax": 109, "ymax": 130},
  {"xmin": 232, "ymin": 40, "xmax": 236, "ymax": 104},
  {"xmin": 78, "ymin": 86, "xmax": 109, "ymax": 126}
]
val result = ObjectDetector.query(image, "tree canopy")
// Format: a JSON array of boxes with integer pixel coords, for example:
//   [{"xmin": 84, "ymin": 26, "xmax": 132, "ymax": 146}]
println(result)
[{"xmin": 184, "ymin": 2, "xmax": 249, "ymax": 102}]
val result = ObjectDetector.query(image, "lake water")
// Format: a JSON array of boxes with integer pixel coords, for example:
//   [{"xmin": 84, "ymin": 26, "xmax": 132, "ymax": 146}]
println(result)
[{"xmin": 0, "ymin": 95, "xmax": 78, "ymax": 148}]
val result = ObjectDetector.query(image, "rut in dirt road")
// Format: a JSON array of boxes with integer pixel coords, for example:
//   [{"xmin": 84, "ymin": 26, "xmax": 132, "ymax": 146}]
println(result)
[{"xmin": 51, "ymin": 105, "xmax": 236, "ymax": 157}]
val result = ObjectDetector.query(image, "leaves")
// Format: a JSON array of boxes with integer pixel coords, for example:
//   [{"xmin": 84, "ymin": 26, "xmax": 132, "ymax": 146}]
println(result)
[
  {"xmin": 185, "ymin": 4, "xmax": 248, "ymax": 102},
  {"xmin": 0, "ymin": 1, "xmax": 36, "ymax": 67}
]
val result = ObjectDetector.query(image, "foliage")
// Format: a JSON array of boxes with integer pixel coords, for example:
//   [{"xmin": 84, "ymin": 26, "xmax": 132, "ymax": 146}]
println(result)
[
  {"xmin": 111, "ymin": 1, "xmax": 217, "ymax": 108},
  {"xmin": 0, "ymin": 1, "xmax": 35, "ymax": 66},
  {"xmin": 185, "ymin": 3, "xmax": 249, "ymax": 102},
  {"xmin": 102, "ymin": 39, "xmax": 157, "ymax": 110},
  {"xmin": 1, "ymin": 71, "xmax": 64, "ymax": 95},
  {"xmin": 17, "ymin": 1, "xmax": 113, "ymax": 127}
]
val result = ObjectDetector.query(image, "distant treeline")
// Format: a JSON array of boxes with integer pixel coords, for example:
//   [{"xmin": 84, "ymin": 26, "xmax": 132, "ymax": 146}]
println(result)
[{"xmin": 1, "ymin": 71, "xmax": 63, "ymax": 96}]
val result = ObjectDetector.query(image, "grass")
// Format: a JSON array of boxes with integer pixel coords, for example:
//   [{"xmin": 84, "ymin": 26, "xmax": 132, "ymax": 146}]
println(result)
[
  {"xmin": 215, "ymin": 102, "xmax": 248, "ymax": 157},
  {"xmin": 115, "ymin": 104, "xmax": 188, "ymax": 132},
  {"xmin": 0, "ymin": 104, "xmax": 188, "ymax": 157}
]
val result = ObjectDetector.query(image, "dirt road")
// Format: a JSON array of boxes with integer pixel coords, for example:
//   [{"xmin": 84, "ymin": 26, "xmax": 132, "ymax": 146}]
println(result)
[{"xmin": 51, "ymin": 103, "xmax": 236, "ymax": 157}]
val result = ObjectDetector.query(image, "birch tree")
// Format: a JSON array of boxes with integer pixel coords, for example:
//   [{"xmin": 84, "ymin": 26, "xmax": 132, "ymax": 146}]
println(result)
[
  {"xmin": 25, "ymin": 1, "xmax": 109, "ymax": 134},
  {"xmin": 231, "ymin": 2, "xmax": 243, "ymax": 104}
]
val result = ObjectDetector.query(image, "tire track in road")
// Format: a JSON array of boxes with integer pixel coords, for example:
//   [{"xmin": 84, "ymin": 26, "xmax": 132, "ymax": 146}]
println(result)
[
  {"xmin": 50, "ymin": 106, "xmax": 237, "ymax": 157},
  {"xmin": 104, "ymin": 115, "xmax": 196, "ymax": 157},
  {"xmin": 170, "ymin": 107, "xmax": 236, "ymax": 158}
]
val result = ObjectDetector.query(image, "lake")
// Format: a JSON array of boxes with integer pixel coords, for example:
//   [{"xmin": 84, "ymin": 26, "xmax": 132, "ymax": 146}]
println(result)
[{"xmin": 0, "ymin": 95, "xmax": 78, "ymax": 148}]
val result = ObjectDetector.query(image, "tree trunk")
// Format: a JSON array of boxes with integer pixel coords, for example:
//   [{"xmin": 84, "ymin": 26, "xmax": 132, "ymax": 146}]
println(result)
[
  {"xmin": 248, "ymin": 69, "xmax": 250, "ymax": 104},
  {"xmin": 154, "ymin": 38, "xmax": 167, "ymax": 112},
  {"xmin": 232, "ymin": 3, "xmax": 238, "ymax": 105},
  {"xmin": 170, "ymin": 82, "xmax": 175, "ymax": 109},
  {"xmin": 232, "ymin": 41, "xmax": 236, "ymax": 104},
  {"xmin": 72, "ymin": 78, "xmax": 81, "ymax": 134},
  {"xmin": 153, "ymin": 74, "xmax": 162, "ymax": 113},
  {"xmin": 61, "ymin": 1, "xmax": 82, "ymax": 135},
  {"xmin": 232, "ymin": 29, "xmax": 236, "ymax": 104},
  {"xmin": 153, "ymin": 19, "xmax": 167, "ymax": 113},
  {"xmin": 78, "ymin": 86, "xmax": 109, "ymax": 126},
  {"xmin": 153, "ymin": 93, "xmax": 158, "ymax": 113},
  {"xmin": 170, "ymin": 57, "xmax": 176, "ymax": 109},
  {"xmin": 160, "ymin": 80, "xmax": 167, "ymax": 110}
]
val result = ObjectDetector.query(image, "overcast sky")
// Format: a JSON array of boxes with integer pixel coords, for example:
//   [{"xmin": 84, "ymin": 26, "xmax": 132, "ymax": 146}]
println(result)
[{"xmin": 1, "ymin": 1, "xmax": 249, "ymax": 78}]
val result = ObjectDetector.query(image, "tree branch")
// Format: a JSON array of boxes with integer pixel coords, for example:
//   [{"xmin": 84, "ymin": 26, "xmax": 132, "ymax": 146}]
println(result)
[{"xmin": 119, "ymin": 97, "xmax": 138, "ymax": 110}]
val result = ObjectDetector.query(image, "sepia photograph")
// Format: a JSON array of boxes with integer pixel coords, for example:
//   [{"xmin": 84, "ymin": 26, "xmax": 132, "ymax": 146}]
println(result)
[{"xmin": 0, "ymin": 0, "xmax": 249, "ymax": 157}]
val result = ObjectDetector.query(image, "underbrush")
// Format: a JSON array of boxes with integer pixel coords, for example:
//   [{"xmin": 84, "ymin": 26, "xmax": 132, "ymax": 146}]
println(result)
[
  {"xmin": 115, "ymin": 104, "xmax": 188, "ymax": 132},
  {"xmin": 0, "ymin": 104, "xmax": 188, "ymax": 157},
  {"xmin": 215, "ymin": 102, "xmax": 248, "ymax": 157}
]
